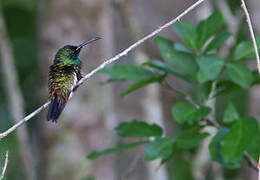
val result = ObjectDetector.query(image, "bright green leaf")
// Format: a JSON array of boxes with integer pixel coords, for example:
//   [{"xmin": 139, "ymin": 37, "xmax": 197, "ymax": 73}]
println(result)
[
  {"xmin": 226, "ymin": 62, "xmax": 253, "ymax": 88},
  {"xmin": 234, "ymin": 36, "xmax": 260, "ymax": 60},
  {"xmin": 175, "ymin": 128, "xmax": 210, "ymax": 149},
  {"xmin": 172, "ymin": 102, "xmax": 199, "ymax": 124},
  {"xmin": 87, "ymin": 141, "xmax": 147, "ymax": 159},
  {"xmin": 223, "ymin": 103, "xmax": 239, "ymax": 123},
  {"xmin": 209, "ymin": 128, "xmax": 242, "ymax": 169},
  {"xmin": 205, "ymin": 32, "xmax": 231, "ymax": 53},
  {"xmin": 115, "ymin": 120, "xmax": 163, "ymax": 138},
  {"xmin": 221, "ymin": 117, "xmax": 259, "ymax": 162},
  {"xmin": 101, "ymin": 63, "xmax": 155, "ymax": 82},
  {"xmin": 144, "ymin": 138, "xmax": 173, "ymax": 161},
  {"xmin": 172, "ymin": 22, "xmax": 198, "ymax": 50},
  {"xmin": 155, "ymin": 36, "xmax": 198, "ymax": 82},
  {"xmin": 197, "ymin": 54, "xmax": 224, "ymax": 82},
  {"xmin": 197, "ymin": 12, "xmax": 224, "ymax": 49}
]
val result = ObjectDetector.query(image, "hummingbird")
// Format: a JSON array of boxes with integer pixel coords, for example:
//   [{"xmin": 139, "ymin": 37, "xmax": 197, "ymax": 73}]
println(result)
[{"xmin": 47, "ymin": 37, "xmax": 101, "ymax": 122}]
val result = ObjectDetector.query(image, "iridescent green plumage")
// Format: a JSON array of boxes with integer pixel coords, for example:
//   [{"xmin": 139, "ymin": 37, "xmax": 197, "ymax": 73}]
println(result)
[{"xmin": 47, "ymin": 37, "xmax": 101, "ymax": 122}]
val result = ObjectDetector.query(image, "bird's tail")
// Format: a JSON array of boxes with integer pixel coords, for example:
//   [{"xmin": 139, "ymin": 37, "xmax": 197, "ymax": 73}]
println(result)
[{"xmin": 47, "ymin": 94, "xmax": 67, "ymax": 122}]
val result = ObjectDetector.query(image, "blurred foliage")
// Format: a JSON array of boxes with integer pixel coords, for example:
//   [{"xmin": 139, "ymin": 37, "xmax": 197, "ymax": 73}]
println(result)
[
  {"xmin": 0, "ymin": 0, "xmax": 39, "ymax": 179},
  {"xmin": 89, "ymin": 11, "xmax": 260, "ymax": 179}
]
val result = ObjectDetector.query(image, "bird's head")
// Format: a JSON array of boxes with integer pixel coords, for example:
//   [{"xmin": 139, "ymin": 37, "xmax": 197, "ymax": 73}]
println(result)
[{"xmin": 54, "ymin": 37, "xmax": 101, "ymax": 65}]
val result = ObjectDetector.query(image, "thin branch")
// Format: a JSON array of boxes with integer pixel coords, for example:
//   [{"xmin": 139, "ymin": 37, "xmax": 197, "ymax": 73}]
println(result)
[
  {"xmin": 0, "ymin": 0, "xmax": 205, "ymax": 140},
  {"xmin": 240, "ymin": 0, "xmax": 260, "ymax": 74},
  {"xmin": 0, "ymin": 101, "xmax": 50, "ymax": 140},
  {"xmin": 243, "ymin": 152, "xmax": 258, "ymax": 172},
  {"xmin": 0, "ymin": 151, "xmax": 9, "ymax": 180},
  {"xmin": 163, "ymin": 80, "xmax": 198, "ymax": 107}
]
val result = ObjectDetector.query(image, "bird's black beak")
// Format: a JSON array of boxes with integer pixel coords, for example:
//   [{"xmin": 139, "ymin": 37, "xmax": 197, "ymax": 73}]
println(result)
[{"xmin": 76, "ymin": 37, "xmax": 101, "ymax": 51}]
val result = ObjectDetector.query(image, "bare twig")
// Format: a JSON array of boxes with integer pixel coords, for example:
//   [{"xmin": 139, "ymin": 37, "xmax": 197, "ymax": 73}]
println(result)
[
  {"xmin": 240, "ymin": 0, "xmax": 260, "ymax": 74},
  {"xmin": 243, "ymin": 152, "xmax": 258, "ymax": 172},
  {"xmin": 163, "ymin": 80, "xmax": 198, "ymax": 108},
  {"xmin": 0, "ymin": 151, "xmax": 9, "ymax": 180},
  {"xmin": 0, "ymin": 0, "xmax": 205, "ymax": 140},
  {"xmin": 0, "ymin": 101, "xmax": 50, "ymax": 140}
]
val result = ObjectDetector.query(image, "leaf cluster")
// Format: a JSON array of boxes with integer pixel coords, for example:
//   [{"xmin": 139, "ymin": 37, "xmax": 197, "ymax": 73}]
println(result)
[{"xmin": 90, "ymin": 12, "xmax": 260, "ymax": 170}]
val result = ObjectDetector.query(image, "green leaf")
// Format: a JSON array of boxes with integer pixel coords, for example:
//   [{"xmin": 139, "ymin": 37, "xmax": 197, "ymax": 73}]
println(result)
[
  {"xmin": 209, "ymin": 128, "xmax": 242, "ymax": 169},
  {"xmin": 175, "ymin": 128, "xmax": 210, "ymax": 149},
  {"xmin": 247, "ymin": 133, "xmax": 260, "ymax": 162},
  {"xmin": 120, "ymin": 74, "xmax": 166, "ymax": 97},
  {"xmin": 172, "ymin": 155, "xmax": 194, "ymax": 180},
  {"xmin": 142, "ymin": 60, "xmax": 173, "ymax": 74},
  {"xmin": 155, "ymin": 36, "xmax": 198, "ymax": 82},
  {"xmin": 87, "ymin": 141, "xmax": 147, "ymax": 159},
  {"xmin": 173, "ymin": 43, "xmax": 192, "ymax": 53},
  {"xmin": 215, "ymin": 80, "xmax": 241, "ymax": 97},
  {"xmin": 115, "ymin": 120, "xmax": 163, "ymax": 138},
  {"xmin": 197, "ymin": 12, "xmax": 224, "ymax": 49},
  {"xmin": 205, "ymin": 32, "xmax": 231, "ymax": 53},
  {"xmin": 172, "ymin": 22, "xmax": 198, "ymax": 50},
  {"xmin": 221, "ymin": 117, "xmax": 259, "ymax": 162},
  {"xmin": 101, "ymin": 63, "xmax": 155, "ymax": 82},
  {"xmin": 144, "ymin": 138, "xmax": 173, "ymax": 161},
  {"xmin": 200, "ymin": 82, "xmax": 212, "ymax": 101},
  {"xmin": 197, "ymin": 54, "xmax": 224, "ymax": 82},
  {"xmin": 234, "ymin": 36, "xmax": 260, "ymax": 60},
  {"xmin": 172, "ymin": 102, "xmax": 199, "ymax": 124},
  {"xmin": 223, "ymin": 103, "xmax": 239, "ymax": 123},
  {"xmin": 252, "ymin": 70, "xmax": 260, "ymax": 85},
  {"xmin": 198, "ymin": 105, "xmax": 211, "ymax": 118},
  {"xmin": 226, "ymin": 62, "xmax": 253, "ymax": 88}
]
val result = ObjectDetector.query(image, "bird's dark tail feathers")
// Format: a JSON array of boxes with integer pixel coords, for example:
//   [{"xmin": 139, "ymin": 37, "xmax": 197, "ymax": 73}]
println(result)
[{"xmin": 47, "ymin": 94, "xmax": 66, "ymax": 123}]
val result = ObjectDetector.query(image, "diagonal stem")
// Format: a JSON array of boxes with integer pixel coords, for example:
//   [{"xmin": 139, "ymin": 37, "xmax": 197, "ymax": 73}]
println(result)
[
  {"xmin": 240, "ymin": 0, "xmax": 260, "ymax": 74},
  {"xmin": 0, "ymin": 0, "xmax": 205, "ymax": 140}
]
